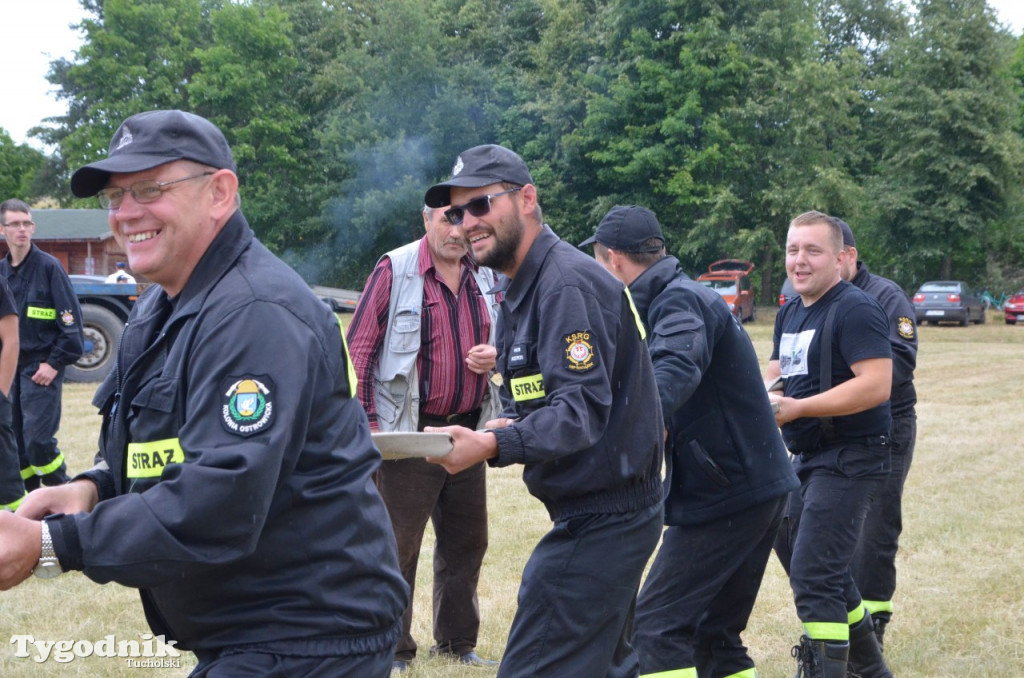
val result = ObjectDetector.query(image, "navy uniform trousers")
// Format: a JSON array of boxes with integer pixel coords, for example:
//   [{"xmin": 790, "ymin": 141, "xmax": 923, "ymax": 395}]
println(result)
[{"xmin": 633, "ymin": 496, "xmax": 786, "ymax": 678}]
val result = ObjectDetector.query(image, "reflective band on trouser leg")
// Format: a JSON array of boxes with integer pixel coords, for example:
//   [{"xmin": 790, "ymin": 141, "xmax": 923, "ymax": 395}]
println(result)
[
  {"xmin": 803, "ymin": 621, "xmax": 849, "ymax": 641},
  {"xmin": 1, "ymin": 492, "xmax": 27, "ymax": 511},
  {"xmin": 847, "ymin": 605, "xmax": 867, "ymax": 625},
  {"xmin": 20, "ymin": 466, "xmax": 34, "ymax": 480},
  {"xmin": 26, "ymin": 306, "xmax": 56, "ymax": 320},
  {"xmin": 640, "ymin": 668, "xmax": 697, "ymax": 678},
  {"xmin": 33, "ymin": 452, "xmax": 66, "ymax": 476},
  {"xmin": 862, "ymin": 599, "xmax": 894, "ymax": 615},
  {"xmin": 722, "ymin": 669, "xmax": 758, "ymax": 678}
]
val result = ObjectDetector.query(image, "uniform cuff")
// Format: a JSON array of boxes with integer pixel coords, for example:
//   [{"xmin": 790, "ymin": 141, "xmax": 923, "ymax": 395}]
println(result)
[
  {"xmin": 489, "ymin": 426, "xmax": 525, "ymax": 467},
  {"xmin": 47, "ymin": 514, "xmax": 84, "ymax": 572}
]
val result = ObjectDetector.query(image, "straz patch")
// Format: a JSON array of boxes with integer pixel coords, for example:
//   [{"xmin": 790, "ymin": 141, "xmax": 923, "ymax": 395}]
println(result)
[
  {"xmin": 60, "ymin": 309, "xmax": 76, "ymax": 326},
  {"xmin": 127, "ymin": 438, "xmax": 184, "ymax": 478},
  {"xmin": 563, "ymin": 331, "xmax": 596, "ymax": 372},
  {"xmin": 221, "ymin": 377, "xmax": 274, "ymax": 437},
  {"xmin": 897, "ymin": 316, "xmax": 915, "ymax": 340},
  {"xmin": 511, "ymin": 374, "xmax": 545, "ymax": 401}
]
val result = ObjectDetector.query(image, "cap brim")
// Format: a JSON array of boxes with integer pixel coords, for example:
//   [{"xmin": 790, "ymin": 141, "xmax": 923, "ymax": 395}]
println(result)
[
  {"xmin": 424, "ymin": 174, "xmax": 515, "ymax": 208},
  {"xmin": 70, "ymin": 153, "xmax": 185, "ymax": 198},
  {"xmin": 578, "ymin": 235, "xmax": 599, "ymax": 248}
]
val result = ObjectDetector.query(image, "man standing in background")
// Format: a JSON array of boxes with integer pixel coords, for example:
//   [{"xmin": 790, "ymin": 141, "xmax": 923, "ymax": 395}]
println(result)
[
  {"xmin": 0, "ymin": 199, "xmax": 83, "ymax": 490},
  {"xmin": 836, "ymin": 216, "xmax": 918, "ymax": 651},
  {"xmin": 347, "ymin": 203, "xmax": 501, "ymax": 672}
]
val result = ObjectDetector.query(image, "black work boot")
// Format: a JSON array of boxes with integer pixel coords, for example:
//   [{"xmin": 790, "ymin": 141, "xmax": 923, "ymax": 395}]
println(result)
[
  {"xmin": 871, "ymin": 614, "xmax": 889, "ymax": 652},
  {"xmin": 847, "ymin": 615, "xmax": 893, "ymax": 678},
  {"xmin": 793, "ymin": 635, "xmax": 849, "ymax": 678}
]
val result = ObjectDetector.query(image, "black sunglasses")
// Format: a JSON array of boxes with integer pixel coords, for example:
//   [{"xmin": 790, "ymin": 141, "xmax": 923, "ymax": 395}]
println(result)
[{"xmin": 444, "ymin": 187, "xmax": 522, "ymax": 226}]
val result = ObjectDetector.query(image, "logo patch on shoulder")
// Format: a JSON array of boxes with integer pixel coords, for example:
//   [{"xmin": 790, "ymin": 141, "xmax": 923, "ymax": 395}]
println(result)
[
  {"xmin": 564, "ymin": 330, "xmax": 596, "ymax": 372},
  {"xmin": 221, "ymin": 377, "xmax": 274, "ymax": 436},
  {"xmin": 897, "ymin": 316, "xmax": 915, "ymax": 340},
  {"xmin": 60, "ymin": 309, "xmax": 76, "ymax": 326}
]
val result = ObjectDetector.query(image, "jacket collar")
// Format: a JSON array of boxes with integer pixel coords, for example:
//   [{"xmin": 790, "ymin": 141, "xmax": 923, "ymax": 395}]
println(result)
[
  {"xmin": 500, "ymin": 224, "xmax": 559, "ymax": 313},
  {"xmin": 627, "ymin": 255, "xmax": 685, "ymax": 318},
  {"xmin": 171, "ymin": 210, "xmax": 253, "ymax": 318}
]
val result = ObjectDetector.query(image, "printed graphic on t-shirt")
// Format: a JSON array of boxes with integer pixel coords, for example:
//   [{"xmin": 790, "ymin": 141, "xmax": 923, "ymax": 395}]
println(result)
[{"xmin": 779, "ymin": 330, "xmax": 815, "ymax": 377}]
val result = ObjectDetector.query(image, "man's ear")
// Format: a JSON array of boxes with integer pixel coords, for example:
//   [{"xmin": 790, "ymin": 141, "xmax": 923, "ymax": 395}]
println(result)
[{"xmin": 209, "ymin": 169, "xmax": 239, "ymax": 221}]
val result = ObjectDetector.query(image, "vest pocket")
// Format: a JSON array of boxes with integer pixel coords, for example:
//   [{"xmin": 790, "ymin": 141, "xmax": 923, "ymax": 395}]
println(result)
[{"xmin": 388, "ymin": 309, "xmax": 420, "ymax": 353}]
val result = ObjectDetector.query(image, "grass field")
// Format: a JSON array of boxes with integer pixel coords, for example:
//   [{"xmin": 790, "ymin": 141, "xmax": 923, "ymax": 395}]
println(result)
[{"xmin": 1, "ymin": 308, "xmax": 1022, "ymax": 676}]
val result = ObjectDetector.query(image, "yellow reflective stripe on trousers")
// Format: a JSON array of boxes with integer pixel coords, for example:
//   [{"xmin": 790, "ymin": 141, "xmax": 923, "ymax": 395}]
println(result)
[
  {"xmin": 623, "ymin": 287, "xmax": 647, "ymax": 340},
  {"xmin": 127, "ymin": 439, "xmax": 184, "ymax": 478},
  {"xmin": 27, "ymin": 306, "xmax": 57, "ymax": 320},
  {"xmin": 20, "ymin": 466, "xmax": 34, "ymax": 480},
  {"xmin": 640, "ymin": 667, "xmax": 697, "ymax": 678},
  {"xmin": 722, "ymin": 669, "xmax": 758, "ymax": 678},
  {"xmin": 1, "ymin": 492, "xmax": 27, "ymax": 511},
  {"xmin": 335, "ymin": 313, "xmax": 358, "ymax": 398},
  {"xmin": 33, "ymin": 452, "xmax": 66, "ymax": 476},
  {"xmin": 848, "ymin": 604, "xmax": 867, "ymax": 625},
  {"xmin": 804, "ymin": 621, "xmax": 849, "ymax": 641},
  {"xmin": 862, "ymin": 599, "xmax": 894, "ymax": 615}
]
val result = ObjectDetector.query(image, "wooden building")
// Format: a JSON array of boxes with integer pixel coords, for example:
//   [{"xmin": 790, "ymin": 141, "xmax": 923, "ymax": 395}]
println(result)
[{"xmin": 0, "ymin": 209, "xmax": 129, "ymax": 277}]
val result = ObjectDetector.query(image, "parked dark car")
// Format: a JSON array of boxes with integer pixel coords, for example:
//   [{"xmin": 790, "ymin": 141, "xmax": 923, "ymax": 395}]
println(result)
[
  {"xmin": 1003, "ymin": 290, "xmax": 1024, "ymax": 325},
  {"xmin": 778, "ymin": 278, "xmax": 797, "ymax": 306},
  {"xmin": 912, "ymin": 281, "xmax": 986, "ymax": 326}
]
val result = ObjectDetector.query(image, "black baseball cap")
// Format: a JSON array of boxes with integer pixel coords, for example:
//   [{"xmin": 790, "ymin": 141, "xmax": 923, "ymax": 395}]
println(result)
[
  {"xmin": 424, "ymin": 144, "xmax": 534, "ymax": 208},
  {"xmin": 579, "ymin": 205, "xmax": 665, "ymax": 253},
  {"xmin": 831, "ymin": 217, "xmax": 856, "ymax": 247},
  {"xmin": 71, "ymin": 110, "xmax": 237, "ymax": 198}
]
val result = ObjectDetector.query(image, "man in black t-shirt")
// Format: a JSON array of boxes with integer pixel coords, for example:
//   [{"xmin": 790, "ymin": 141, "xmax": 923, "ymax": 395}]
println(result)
[
  {"xmin": 765, "ymin": 211, "xmax": 894, "ymax": 678},
  {"xmin": 0, "ymin": 276, "xmax": 20, "ymax": 510}
]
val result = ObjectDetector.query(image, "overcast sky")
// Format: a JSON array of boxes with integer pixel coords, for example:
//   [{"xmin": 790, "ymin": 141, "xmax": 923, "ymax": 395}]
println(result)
[{"xmin": 4, "ymin": 0, "xmax": 1024, "ymax": 151}]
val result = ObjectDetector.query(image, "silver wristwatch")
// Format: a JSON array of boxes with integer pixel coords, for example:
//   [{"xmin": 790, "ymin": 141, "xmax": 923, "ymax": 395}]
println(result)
[{"xmin": 33, "ymin": 520, "xmax": 63, "ymax": 579}]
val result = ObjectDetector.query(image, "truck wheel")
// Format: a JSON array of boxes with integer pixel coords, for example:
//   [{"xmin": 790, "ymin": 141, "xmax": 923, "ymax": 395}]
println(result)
[{"xmin": 66, "ymin": 305, "xmax": 124, "ymax": 383}]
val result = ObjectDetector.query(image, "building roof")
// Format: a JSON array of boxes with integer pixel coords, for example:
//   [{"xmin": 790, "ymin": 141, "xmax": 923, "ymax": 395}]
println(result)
[{"xmin": 30, "ymin": 209, "xmax": 112, "ymax": 241}]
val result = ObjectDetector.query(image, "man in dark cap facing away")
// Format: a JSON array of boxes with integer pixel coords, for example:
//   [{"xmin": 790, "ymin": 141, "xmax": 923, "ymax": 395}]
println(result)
[
  {"xmin": 421, "ymin": 144, "xmax": 665, "ymax": 677},
  {"xmin": 0, "ymin": 110, "xmax": 408, "ymax": 677},
  {"xmin": 582, "ymin": 205, "xmax": 798, "ymax": 678}
]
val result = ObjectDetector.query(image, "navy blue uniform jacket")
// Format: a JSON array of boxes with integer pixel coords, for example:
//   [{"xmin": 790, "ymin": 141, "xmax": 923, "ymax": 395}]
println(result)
[
  {"xmin": 489, "ymin": 226, "xmax": 664, "ymax": 521},
  {"xmin": 629, "ymin": 256, "xmax": 797, "ymax": 525},
  {"xmin": 48, "ymin": 212, "xmax": 407, "ymax": 656}
]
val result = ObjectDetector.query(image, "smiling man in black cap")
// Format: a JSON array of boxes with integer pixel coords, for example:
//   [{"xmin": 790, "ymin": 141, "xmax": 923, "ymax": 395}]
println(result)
[
  {"xmin": 0, "ymin": 110, "xmax": 408, "ymax": 676},
  {"xmin": 422, "ymin": 145, "xmax": 665, "ymax": 677},
  {"xmin": 581, "ymin": 205, "xmax": 798, "ymax": 678}
]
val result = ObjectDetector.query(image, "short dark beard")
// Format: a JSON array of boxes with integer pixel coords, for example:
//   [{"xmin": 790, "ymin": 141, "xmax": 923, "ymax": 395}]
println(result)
[{"xmin": 477, "ymin": 211, "xmax": 524, "ymax": 274}]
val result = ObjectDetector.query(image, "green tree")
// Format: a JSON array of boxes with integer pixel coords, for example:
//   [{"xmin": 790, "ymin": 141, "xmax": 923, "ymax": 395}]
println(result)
[
  {"xmin": 871, "ymin": 0, "xmax": 1024, "ymax": 286},
  {"xmin": 0, "ymin": 131, "xmax": 47, "ymax": 202}
]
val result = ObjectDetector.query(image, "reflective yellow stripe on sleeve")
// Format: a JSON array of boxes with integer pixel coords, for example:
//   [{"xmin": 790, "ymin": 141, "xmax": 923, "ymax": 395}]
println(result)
[
  {"xmin": 624, "ymin": 287, "xmax": 646, "ymax": 341},
  {"xmin": 640, "ymin": 668, "xmax": 697, "ymax": 678},
  {"xmin": 127, "ymin": 439, "xmax": 184, "ymax": 478},
  {"xmin": 335, "ymin": 313, "xmax": 358, "ymax": 398},
  {"xmin": 27, "ymin": 306, "xmax": 56, "ymax": 320}
]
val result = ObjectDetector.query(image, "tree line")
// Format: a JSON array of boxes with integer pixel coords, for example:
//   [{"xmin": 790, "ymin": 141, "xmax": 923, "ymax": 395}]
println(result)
[{"xmin": 4, "ymin": 0, "xmax": 1024, "ymax": 298}]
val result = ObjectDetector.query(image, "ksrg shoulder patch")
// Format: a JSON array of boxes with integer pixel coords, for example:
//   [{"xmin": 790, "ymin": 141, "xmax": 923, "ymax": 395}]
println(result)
[
  {"xmin": 564, "ymin": 330, "xmax": 596, "ymax": 372},
  {"xmin": 897, "ymin": 316, "xmax": 915, "ymax": 340},
  {"xmin": 221, "ymin": 376, "xmax": 274, "ymax": 436}
]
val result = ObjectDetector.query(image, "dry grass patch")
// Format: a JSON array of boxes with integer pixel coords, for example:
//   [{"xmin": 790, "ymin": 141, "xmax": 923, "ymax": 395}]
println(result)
[{"xmin": 2, "ymin": 308, "xmax": 1023, "ymax": 676}]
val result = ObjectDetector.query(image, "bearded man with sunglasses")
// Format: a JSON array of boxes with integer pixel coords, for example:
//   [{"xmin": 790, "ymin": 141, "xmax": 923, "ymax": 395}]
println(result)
[
  {"xmin": 423, "ymin": 144, "xmax": 665, "ymax": 677},
  {"xmin": 347, "ymin": 201, "xmax": 502, "ymax": 672},
  {"xmin": 0, "ymin": 110, "xmax": 408, "ymax": 677}
]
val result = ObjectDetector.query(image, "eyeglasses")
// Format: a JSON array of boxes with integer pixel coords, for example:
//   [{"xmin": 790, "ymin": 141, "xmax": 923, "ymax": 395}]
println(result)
[
  {"xmin": 444, "ymin": 187, "xmax": 522, "ymax": 226},
  {"xmin": 1, "ymin": 220, "xmax": 34, "ymax": 229},
  {"xmin": 96, "ymin": 172, "xmax": 214, "ymax": 210}
]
